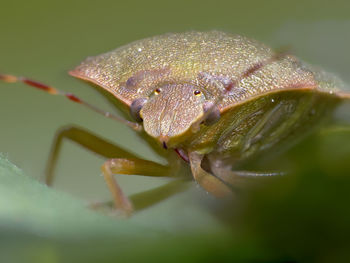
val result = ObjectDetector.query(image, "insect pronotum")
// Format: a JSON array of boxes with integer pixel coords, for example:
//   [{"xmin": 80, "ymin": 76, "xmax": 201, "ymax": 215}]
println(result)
[{"xmin": 1, "ymin": 31, "xmax": 349, "ymax": 215}]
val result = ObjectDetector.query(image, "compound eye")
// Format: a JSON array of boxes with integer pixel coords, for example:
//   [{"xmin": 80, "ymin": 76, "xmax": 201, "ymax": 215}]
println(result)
[
  {"xmin": 130, "ymin": 98, "xmax": 147, "ymax": 122},
  {"xmin": 194, "ymin": 90, "xmax": 201, "ymax": 96},
  {"xmin": 154, "ymin": 88, "xmax": 161, "ymax": 95},
  {"xmin": 202, "ymin": 101, "xmax": 220, "ymax": 125}
]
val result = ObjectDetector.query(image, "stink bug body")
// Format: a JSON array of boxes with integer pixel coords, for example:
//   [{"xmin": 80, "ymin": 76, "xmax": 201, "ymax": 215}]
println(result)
[{"xmin": 1, "ymin": 31, "xmax": 349, "ymax": 215}]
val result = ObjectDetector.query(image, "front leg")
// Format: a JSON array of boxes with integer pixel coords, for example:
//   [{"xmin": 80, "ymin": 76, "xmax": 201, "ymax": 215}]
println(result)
[
  {"xmin": 102, "ymin": 158, "xmax": 173, "ymax": 215},
  {"xmin": 46, "ymin": 125, "xmax": 180, "ymax": 215},
  {"xmin": 189, "ymin": 152, "xmax": 283, "ymax": 198},
  {"xmin": 188, "ymin": 152, "xmax": 233, "ymax": 198},
  {"xmin": 209, "ymin": 158, "xmax": 284, "ymax": 187}
]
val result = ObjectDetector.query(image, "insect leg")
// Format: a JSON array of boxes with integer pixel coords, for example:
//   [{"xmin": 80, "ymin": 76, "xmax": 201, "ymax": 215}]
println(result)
[
  {"xmin": 211, "ymin": 165, "xmax": 284, "ymax": 187},
  {"xmin": 320, "ymin": 124, "xmax": 350, "ymax": 135},
  {"xmin": 102, "ymin": 157, "xmax": 175, "ymax": 214},
  {"xmin": 0, "ymin": 73, "xmax": 141, "ymax": 131},
  {"xmin": 233, "ymin": 171, "xmax": 285, "ymax": 177},
  {"xmin": 90, "ymin": 179, "xmax": 190, "ymax": 213},
  {"xmin": 188, "ymin": 152, "xmax": 233, "ymax": 198},
  {"xmin": 45, "ymin": 125, "xmax": 140, "ymax": 185},
  {"xmin": 45, "ymin": 125, "xmax": 177, "ymax": 214}
]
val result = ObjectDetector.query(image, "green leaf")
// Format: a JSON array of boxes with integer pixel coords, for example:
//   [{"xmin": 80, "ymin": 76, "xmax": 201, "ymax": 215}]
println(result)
[
  {"xmin": 0, "ymin": 156, "xmax": 156, "ymax": 240},
  {"xmin": 0, "ymin": 157, "xmax": 170, "ymax": 263},
  {"xmin": 0, "ymin": 157, "xmax": 236, "ymax": 263}
]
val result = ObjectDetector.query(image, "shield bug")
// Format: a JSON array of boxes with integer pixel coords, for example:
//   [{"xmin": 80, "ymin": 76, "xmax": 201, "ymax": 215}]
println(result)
[{"xmin": 1, "ymin": 31, "xmax": 349, "ymax": 215}]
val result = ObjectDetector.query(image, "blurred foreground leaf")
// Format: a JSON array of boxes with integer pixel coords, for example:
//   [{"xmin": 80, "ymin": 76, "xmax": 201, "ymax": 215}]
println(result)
[
  {"xmin": 0, "ymin": 156, "xmax": 158, "ymax": 239},
  {"xmin": 0, "ymin": 157, "xmax": 236, "ymax": 263}
]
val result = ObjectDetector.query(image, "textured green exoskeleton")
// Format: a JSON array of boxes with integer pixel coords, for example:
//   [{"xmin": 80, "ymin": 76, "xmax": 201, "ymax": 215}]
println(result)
[{"xmin": 2, "ymin": 31, "xmax": 349, "ymax": 214}]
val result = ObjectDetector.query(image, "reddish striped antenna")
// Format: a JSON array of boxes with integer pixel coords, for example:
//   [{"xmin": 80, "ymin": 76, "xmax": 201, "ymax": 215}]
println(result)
[
  {"xmin": 0, "ymin": 73, "xmax": 142, "ymax": 131},
  {"xmin": 190, "ymin": 49, "xmax": 291, "ymax": 132}
]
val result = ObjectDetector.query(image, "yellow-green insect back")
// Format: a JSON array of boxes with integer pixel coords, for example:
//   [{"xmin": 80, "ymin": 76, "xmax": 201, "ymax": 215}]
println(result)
[{"xmin": 2, "ymin": 31, "xmax": 349, "ymax": 215}]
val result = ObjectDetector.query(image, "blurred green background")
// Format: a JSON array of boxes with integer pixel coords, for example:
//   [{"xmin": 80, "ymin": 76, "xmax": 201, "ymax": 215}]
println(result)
[{"xmin": 0, "ymin": 0, "xmax": 350, "ymax": 262}]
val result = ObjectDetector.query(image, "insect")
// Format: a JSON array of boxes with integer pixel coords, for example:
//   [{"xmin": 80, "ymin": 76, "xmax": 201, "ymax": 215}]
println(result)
[{"xmin": 1, "ymin": 31, "xmax": 349, "ymax": 215}]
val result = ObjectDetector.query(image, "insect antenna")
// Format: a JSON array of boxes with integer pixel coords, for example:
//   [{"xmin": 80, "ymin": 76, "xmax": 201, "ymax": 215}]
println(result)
[
  {"xmin": 0, "ymin": 73, "xmax": 142, "ymax": 131},
  {"xmin": 191, "ymin": 49, "xmax": 290, "ymax": 132}
]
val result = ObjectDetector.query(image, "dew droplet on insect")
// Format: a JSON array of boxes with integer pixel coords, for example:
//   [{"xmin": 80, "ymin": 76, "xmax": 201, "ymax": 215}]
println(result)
[{"xmin": 271, "ymin": 99, "xmax": 275, "ymax": 103}]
